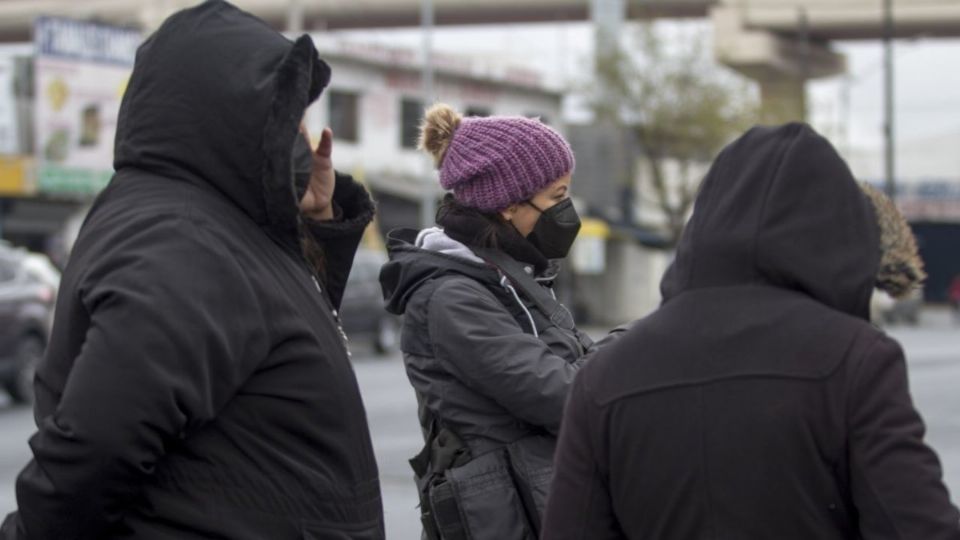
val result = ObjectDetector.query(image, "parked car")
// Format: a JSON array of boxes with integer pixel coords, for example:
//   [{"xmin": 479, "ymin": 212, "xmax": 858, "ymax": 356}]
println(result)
[
  {"xmin": 339, "ymin": 249, "xmax": 399, "ymax": 356},
  {"xmin": 0, "ymin": 246, "xmax": 58, "ymax": 404}
]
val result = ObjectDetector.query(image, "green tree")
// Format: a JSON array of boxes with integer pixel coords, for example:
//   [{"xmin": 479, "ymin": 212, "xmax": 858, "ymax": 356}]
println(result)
[{"xmin": 594, "ymin": 24, "xmax": 759, "ymax": 245}]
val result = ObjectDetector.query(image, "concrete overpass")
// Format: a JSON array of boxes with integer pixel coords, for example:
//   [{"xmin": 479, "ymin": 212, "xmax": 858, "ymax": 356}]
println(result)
[
  {"xmin": 0, "ymin": 0, "xmax": 959, "ymax": 121},
  {"xmin": 2, "ymin": 0, "xmax": 956, "ymax": 37},
  {"xmin": 0, "ymin": 0, "xmax": 713, "ymax": 39},
  {"xmin": 713, "ymin": 0, "xmax": 960, "ymax": 120}
]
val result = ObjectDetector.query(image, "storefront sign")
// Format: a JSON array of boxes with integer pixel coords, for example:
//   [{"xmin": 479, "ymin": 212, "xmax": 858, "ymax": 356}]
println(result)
[{"xmin": 33, "ymin": 17, "xmax": 140, "ymax": 196}]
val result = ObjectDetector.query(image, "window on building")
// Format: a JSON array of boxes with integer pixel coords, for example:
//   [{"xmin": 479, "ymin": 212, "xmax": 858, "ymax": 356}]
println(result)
[
  {"xmin": 328, "ymin": 90, "xmax": 359, "ymax": 143},
  {"xmin": 400, "ymin": 98, "xmax": 423, "ymax": 149},
  {"xmin": 464, "ymin": 106, "xmax": 491, "ymax": 118}
]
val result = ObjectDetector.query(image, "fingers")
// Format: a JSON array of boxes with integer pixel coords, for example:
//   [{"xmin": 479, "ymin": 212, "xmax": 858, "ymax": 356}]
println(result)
[
  {"xmin": 299, "ymin": 188, "xmax": 314, "ymax": 208},
  {"xmin": 316, "ymin": 127, "xmax": 333, "ymax": 159}
]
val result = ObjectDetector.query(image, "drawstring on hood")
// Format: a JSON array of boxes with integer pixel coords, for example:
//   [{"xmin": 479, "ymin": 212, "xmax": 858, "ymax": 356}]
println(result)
[{"xmin": 499, "ymin": 274, "xmax": 539, "ymax": 337}]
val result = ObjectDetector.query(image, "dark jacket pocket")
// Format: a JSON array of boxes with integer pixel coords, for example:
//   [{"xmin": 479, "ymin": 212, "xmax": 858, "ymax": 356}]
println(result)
[
  {"xmin": 447, "ymin": 448, "xmax": 537, "ymax": 540},
  {"xmin": 505, "ymin": 434, "xmax": 556, "ymax": 531}
]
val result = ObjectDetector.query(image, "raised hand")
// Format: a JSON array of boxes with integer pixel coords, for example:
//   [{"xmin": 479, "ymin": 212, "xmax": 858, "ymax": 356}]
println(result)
[{"xmin": 298, "ymin": 126, "xmax": 336, "ymax": 221}]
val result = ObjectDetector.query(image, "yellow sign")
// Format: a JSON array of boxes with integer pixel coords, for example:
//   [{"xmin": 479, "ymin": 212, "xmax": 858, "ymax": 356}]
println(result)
[
  {"xmin": 0, "ymin": 156, "xmax": 35, "ymax": 196},
  {"xmin": 580, "ymin": 217, "xmax": 611, "ymax": 238}
]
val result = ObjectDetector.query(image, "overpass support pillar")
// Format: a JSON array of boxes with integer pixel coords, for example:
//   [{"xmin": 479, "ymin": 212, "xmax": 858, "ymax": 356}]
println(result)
[
  {"xmin": 757, "ymin": 74, "xmax": 807, "ymax": 124},
  {"xmin": 712, "ymin": 5, "xmax": 846, "ymax": 124}
]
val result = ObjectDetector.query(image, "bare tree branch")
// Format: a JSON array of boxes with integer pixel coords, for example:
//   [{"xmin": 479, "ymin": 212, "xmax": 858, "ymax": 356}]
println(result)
[{"xmin": 592, "ymin": 23, "xmax": 759, "ymax": 246}]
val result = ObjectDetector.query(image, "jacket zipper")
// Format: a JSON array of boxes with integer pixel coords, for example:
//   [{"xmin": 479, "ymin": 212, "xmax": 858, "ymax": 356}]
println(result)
[
  {"xmin": 275, "ymin": 235, "xmax": 352, "ymax": 359},
  {"xmin": 310, "ymin": 274, "xmax": 352, "ymax": 359}
]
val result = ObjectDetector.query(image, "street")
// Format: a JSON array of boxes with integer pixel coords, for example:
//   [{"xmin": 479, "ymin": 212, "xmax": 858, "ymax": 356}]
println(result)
[{"xmin": 0, "ymin": 311, "xmax": 957, "ymax": 537}]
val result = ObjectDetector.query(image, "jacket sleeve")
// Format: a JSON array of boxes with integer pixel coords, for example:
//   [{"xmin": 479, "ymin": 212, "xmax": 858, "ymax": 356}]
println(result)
[
  {"xmin": 301, "ymin": 171, "xmax": 375, "ymax": 311},
  {"xmin": 583, "ymin": 321, "xmax": 635, "ymax": 356},
  {"xmin": 1, "ymin": 218, "xmax": 269, "ymax": 540},
  {"xmin": 542, "ymin": 370, "xmax": 624, "ymax": 540},
  {"xmin": 848, "ymin": 334, "xmax": 960, "ymax": 539},
  {"xmin": 427, "ymin": 277, "xmax": 585, "ymax": 435}
]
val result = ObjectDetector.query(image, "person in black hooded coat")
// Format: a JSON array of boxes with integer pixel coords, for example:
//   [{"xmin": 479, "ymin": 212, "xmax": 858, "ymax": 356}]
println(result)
[
  {"xmin": 542, "ymin": 123, "xmax": 960, "ymax": 540},
  {"xmin": 0, "ymin": 2, "xmax": 383, "ymax": 539}
]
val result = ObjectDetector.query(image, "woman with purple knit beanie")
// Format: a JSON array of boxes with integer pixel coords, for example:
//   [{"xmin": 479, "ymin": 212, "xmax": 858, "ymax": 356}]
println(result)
[{"xmin": 379, "ymin": 104, "xmax": 628, "ymax": 540}]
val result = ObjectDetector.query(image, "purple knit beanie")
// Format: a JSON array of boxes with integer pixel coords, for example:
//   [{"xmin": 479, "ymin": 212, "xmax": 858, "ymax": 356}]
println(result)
[{"xmin": 420, "ymin": 104, "xmax": 575, "ymax": 212}]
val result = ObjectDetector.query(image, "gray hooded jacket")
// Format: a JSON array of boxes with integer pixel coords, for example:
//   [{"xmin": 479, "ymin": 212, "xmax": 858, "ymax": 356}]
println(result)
[{"xmin": 380, "ymin": 227, "xmax": 623, "ymax": 538}]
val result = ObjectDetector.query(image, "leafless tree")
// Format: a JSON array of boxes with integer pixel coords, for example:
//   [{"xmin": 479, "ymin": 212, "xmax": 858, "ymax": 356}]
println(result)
[{"xmin": 593, "ymin": 24, "xmax": 759, "ymax": 245}]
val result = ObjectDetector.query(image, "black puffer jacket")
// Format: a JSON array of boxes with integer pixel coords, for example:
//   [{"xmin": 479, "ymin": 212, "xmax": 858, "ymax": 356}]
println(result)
[
  {"xmin": 543, "ymin": 123, "xmax": 960, "ymax": 540},
  {"xmin": 1, "ymin": 2, "xmax": 382, "ymax": 539},
  {"xmin": 380, "ymin": 227, "xmax": 620, "ymax": 539}
]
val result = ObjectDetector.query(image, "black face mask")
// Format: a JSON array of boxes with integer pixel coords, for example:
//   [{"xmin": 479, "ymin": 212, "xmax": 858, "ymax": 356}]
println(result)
[
  {"xmin": 525, "ymin": 198, "xmax": 582, "ymax": 259},
  {"xmin": 292, "ymin": 133, "xmax": 313, "ymax": 202}
]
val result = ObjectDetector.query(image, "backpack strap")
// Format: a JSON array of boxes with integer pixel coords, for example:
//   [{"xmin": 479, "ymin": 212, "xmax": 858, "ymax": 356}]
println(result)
[{"xmin": 473, "ymin": 247, "xmax": 593, "ymax": 352}]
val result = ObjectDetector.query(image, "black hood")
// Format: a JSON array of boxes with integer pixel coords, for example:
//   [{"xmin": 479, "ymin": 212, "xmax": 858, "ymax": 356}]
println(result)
[
  {"xmin": 380, "ymin": 229, "xmax": 499, "ymax": 316},
  {"xmin": 661, "ymin": 123, "xmax": 880, "ymax": 319},
  {"xmin": 114, "ymin": 0, "xmax": 330, "ymax": 243}
]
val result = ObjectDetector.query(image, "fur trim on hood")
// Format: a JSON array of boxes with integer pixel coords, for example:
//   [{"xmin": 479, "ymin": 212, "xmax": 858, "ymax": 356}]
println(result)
[{"xmin": 860, "ymin": 182, "xmax": 926, "ymax": 298}]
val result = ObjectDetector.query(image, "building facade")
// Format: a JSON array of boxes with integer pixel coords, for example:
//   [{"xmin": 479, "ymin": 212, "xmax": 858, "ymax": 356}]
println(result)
[{"xmin": 304, "ymin": 37, "xmax": 565, "ymax": 236}]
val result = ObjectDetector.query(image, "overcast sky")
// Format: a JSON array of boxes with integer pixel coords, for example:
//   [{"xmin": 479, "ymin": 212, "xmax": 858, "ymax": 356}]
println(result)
[{"xmin": 332, "ymin": 21, "xmax": 960, "ymax": 183}]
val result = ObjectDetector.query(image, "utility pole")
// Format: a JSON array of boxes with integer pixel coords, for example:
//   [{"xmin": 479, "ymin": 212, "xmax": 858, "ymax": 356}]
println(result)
[
  {"xmin": 590, "ymin": 0, "xmax": 629, "ymax": 223},
  {"xmin": 419, "ymin": 0, "xmax": 436, "ymax": 229},
  {"xmin": 798, "ymin": 7, "xmax": 809, "ymax": 81},
  {"xmin": 883, "ymin": 0, "xmax": 896, "ymax": 199},
  {"xmin": 841, "ymin": 74, "xmax": 852, "ymax": 157},
  {"xmin": 797, "ymin": 6, "xmax": 810, "ymax": 121},
  {"xmin": 287, "ymin": 0, "xmax": 304, "ymax": 33},
  {"xmin": 591, "ymin": 0, "xmax": 624, "ymax": 64}
]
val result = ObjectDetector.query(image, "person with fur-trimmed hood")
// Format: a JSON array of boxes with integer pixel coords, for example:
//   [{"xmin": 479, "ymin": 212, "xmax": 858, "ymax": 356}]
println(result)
[
  {"xmin": 542, "ymin": 123, "xmax": 960, "ymax": 540},
  {"xmin": 1, "ymin": 2, "xmax": 383, "ymax": 538},
  {"xmin": 379, "ymin": 104, "xmax": 626, "ymax": 539}
]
